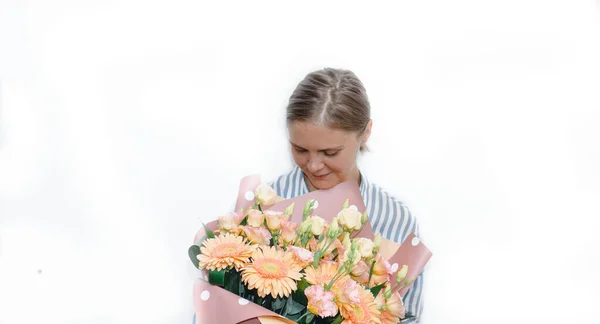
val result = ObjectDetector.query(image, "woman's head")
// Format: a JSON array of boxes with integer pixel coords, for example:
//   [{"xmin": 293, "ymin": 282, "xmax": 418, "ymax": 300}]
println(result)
[{"xmin": 286, "ymin": 68, "xmax": 372, "ymax": 191}]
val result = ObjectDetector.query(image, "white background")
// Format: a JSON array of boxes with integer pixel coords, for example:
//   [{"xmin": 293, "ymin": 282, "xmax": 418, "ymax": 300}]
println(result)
[{"xmin": 1, "ymin": 1, "xmax": 599, "ymax": 323}]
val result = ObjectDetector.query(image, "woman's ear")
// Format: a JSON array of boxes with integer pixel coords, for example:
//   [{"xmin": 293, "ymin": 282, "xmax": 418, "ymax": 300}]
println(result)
[{"xmin": 360, "ymin": 120, "xmax": 373, "ymax": 148}]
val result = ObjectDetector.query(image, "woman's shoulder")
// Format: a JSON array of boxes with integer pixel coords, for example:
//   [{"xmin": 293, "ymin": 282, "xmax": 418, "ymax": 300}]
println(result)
[
  {"xmin": 362, "ymin": 177, "xmax": 419, "ymax": 242},
  {"xmin": 268, "ymin": 166, "xmax": 305, "ymax": 198}
]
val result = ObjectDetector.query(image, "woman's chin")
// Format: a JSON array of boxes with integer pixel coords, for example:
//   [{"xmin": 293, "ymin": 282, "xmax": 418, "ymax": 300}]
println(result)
[{"xmin": 312, "ymin": 179, "xmax": 336, "ymax": 190}]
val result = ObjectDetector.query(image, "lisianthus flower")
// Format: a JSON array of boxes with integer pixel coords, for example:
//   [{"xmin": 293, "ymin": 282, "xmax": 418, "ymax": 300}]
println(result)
[
  {"xmin": 279, "ymin": 221, "xmax": 297, "ymax": 243},
  {"xmin": 369, "ymin": 253, "xmax": 392, "ymax": 285},
  {"xmin": 217, "ymin": 212, "xmax": 244, "ymax": 233},
  {"xmin": 376, "ymin": 289, "xmax": 405, "ymax": 324},
  {"xmin": 241, "ymin": 246, "xmax": 303, "ymax": 298},
  {"xmin": 196, "ymin": 233, "xmax": 255, "ymax": 271},
  {"xmin": 246, "ymin": 209, "xmax": 265, "ymax": 228},
  {"xmin": 305, "ymin": 284, "xmax": 338, "ymax": 318},
  {"xmin": 242, "ymin": 226, "xmax": 272, "ymax": 245},
  {"xmin": 302, "ymin": 216, "xmax": 326, "ymax": 236},
  {"xmin": 264, "ymin": 210, "xmax": 288, "ymax": 231},
  {"xmin": 350, "ymin": 260, "xmax": 370, "ymax": 285}
]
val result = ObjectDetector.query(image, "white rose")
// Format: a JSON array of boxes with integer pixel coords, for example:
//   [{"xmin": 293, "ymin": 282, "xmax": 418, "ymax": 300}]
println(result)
[
  {"xmin": 337, "ymin": 205, "xmax": 363, "ymax": 231},
  {"xmin": 355, "ymin": 238, "xmax": 375, "ymax": 259},
  {"xmin": 254, "ymin": 183, "xmax": 283, "ymax": 206},
  {"xmin": 307, "ymin": 216, "xmax": 326, "ymax": 236}
]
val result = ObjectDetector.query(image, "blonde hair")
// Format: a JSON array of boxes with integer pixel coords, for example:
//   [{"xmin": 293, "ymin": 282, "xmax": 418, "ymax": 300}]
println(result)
[{"xmin": 286, "ymin": 68, "xmax": 371, "ymax": 152}]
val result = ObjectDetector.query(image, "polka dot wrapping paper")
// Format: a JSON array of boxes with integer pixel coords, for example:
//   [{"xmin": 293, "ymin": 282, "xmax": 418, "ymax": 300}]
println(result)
[{"xmin": 190, "ymin": 175, "xmax": 432, "ymax": 324}]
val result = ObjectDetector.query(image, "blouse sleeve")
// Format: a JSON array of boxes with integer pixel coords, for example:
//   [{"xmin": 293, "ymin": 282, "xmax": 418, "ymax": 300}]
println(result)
[{"xmin": 399, "ymin": 205, "xmax": 424, "ymax": 323}]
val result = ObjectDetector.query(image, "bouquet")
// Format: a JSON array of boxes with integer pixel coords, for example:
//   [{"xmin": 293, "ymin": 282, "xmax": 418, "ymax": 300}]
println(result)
[{"xmin": 188, "ymin": 175, "xmax": 432, "ymax": 324}]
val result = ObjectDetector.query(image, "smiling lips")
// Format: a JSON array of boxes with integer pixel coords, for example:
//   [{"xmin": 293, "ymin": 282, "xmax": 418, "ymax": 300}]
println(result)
[{"xmin": 312, "ymin": 173, "xmax": 329, "ymax": 179}]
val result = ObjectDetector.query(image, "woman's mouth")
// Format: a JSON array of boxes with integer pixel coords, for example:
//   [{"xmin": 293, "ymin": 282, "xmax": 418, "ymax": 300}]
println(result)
[{"xmin": 312, "ymin": 173, "xmax": 330, "ymax": 179}]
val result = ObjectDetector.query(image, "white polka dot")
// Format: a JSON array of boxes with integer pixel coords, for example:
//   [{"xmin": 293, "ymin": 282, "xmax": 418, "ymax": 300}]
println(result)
[
  {"xmin": 245, "ymin": 191, "xmax": 255, "ymax": 201},
  {"xmin": 238, "ymin": 298, "xmax": 250, "ymax": 305},
  {"xmin": 200, "ymin": 290, "xmax": 210, "ymax": 301},
  {"xmin": 411, "ymin": 237, "xmax": 420, "ymax": 246},
  {"xmin": 390, "ymin": 263, "xmax": 399, "ymax": 272},
  {"xmin": 312, "ymin": 200, "xmax": 318, "ymax": 209}
]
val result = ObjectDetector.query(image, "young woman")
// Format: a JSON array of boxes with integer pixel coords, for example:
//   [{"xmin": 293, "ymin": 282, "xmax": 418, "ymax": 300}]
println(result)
[{"xmin": 270, "ymin": 67, "xmax": 424, "ymax": 322}]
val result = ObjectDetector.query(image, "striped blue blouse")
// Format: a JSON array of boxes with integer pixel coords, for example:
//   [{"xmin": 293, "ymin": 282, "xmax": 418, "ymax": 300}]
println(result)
[{"xmin": 270, "ymin": 166, "xmax": 424, "ymax": 323}]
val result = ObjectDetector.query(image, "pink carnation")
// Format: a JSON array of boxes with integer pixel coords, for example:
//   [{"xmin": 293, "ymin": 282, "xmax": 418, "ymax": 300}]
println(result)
[
  {"xmin": 288, "ymin": 246, "xmax": 314, "ymax": 263},
  {"xmin": 305, "ymin": 285, "xmax": 338, "ymax": 318}
]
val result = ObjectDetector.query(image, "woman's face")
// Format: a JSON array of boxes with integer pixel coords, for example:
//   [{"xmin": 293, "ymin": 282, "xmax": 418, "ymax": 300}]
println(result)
[{"xmin": 288, "ymin": 121, "xmax": 371, "ymax": 191}]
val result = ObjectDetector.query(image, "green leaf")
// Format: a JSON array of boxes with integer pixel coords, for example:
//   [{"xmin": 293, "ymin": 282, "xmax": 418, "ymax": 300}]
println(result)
[
  {"xmin": 297, "ymin": 312, "xmax": 315, "ymax": 324},
  {"xmin": 285, "ymin": 296, "xmax": 305, "ymax": 315},
  {"xmin": 328, "ymin": 315, "xmax": 343, "ymax": 324},
  {"xmin": 370, "ymin": 282, "xmax": 387, "ymax": 298},
  {"xmin": 272, "ymin": 297, "xmax": 286, "ymax": 311},
  {"xmin": 208, "ymin": 269, "xmax": 226, "ymax": 286},
  {"xmin": 292, "ymin": 278, "xmax": 310, "ymax": 306},
  {"xmin": 202, "ymin": 222, "xmax": 216, "ymax": 239},
  {"xmin": 187, "ymin": 245, "xmax": 201, "ymax": 269},
  {"xmin": 224, "ymin": 270, "xmax": 241, "ymax": 294}
]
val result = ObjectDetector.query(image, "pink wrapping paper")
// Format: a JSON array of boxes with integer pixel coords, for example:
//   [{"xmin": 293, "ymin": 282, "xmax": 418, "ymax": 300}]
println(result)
[
  {"xmin": 192, "ymin": 175, "xmax": 432, "ymax": 323},
  {"xmin": 193, "ymin": 279, "xmax": 294, "ymax": 324}
]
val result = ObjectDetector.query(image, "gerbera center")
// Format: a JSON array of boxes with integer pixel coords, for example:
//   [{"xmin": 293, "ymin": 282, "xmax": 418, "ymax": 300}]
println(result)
[
  {"xmin": 213, "ymin": 243, "xmax": 241, "ymax": 257},
  {"xmin": 255, "ymin": 258, "xmax": 287, "ymax": 278}
]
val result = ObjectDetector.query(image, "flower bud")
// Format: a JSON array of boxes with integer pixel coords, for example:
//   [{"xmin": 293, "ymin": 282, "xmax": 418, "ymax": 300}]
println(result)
[
  {"xmin": 361, "ymin": 211, "xmax": 368, "ymax": 225},
  {"xmin": 396, "ymin": 265, "xmax": 408, "ymax": 283},
  {"xmin": 326, "ymin": 217, "xmax": 340, "ymax": 238},
  {"xmin": 384, "ymin": 286, "xmax": 393, "ymax": 299},
  {"xmin": 303, "ymin": 199, "xmax": 315, "ymax": 221},
  {"xmin": 373, "ymin": 233, "xmax": 382, "ymax": 250},
  {"xmin": 299, "ymin": 219, "xmax": 312, "ymax": 235},
  {"xmin": 341, "ymin": 232, "xmax": 351, "ymax": 250},
  {"xmin": 284, "ymin": 202, "xmax": 295, "ymax": 216},
  {"xmin": 342, "ymin": 198, "xmax": 349, "ymax": 209}
]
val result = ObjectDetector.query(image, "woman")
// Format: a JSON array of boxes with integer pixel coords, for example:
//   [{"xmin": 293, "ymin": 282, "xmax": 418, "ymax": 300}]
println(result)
[{"xmin": 270, "ymin": 67, "xmax": 424, "ymax": 322}]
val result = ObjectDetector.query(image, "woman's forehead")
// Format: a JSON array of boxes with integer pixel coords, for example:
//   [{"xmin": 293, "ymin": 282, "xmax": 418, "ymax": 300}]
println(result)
[{"xmin": 288, "ymin": 121, "xmax": 355, "ymax": 149}]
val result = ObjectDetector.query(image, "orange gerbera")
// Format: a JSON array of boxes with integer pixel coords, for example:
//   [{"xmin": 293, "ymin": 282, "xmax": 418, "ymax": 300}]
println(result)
[
  {"xmin": 339, "ymin": 283, "xmax": 381, "ymax": 324},
  {"xmin": 197, "ymin": 233, "xmax": 255, "ymax": 271},
  {"xmin": 241, "ymin": 246, "xmax": 303, "ymax": 298},
  {"xmin": 304, "ymin": 261, "xmax": 340, "ymax": 285}
]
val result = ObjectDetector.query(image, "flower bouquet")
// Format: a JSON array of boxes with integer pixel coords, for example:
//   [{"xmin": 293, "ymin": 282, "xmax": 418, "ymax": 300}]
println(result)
[{"xmin": 188, "ymin": 175, "xmax": 432, "ymax": 324}]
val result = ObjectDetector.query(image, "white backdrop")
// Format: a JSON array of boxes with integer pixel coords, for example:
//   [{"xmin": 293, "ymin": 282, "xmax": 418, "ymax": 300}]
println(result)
[{"xmin": 1, "ymin": 1, "xmax": 599, "ymax": 323}]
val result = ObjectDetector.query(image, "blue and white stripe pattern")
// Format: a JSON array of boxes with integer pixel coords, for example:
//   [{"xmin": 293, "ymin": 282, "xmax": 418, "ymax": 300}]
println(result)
[{"xmin": 270, "ymin": 166, "xmax": 424, "ymax": 323}]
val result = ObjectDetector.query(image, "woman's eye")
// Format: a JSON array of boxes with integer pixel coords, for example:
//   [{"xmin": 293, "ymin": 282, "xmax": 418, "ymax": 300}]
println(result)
[
  {"xmin": 324, "ymin": 152, "xmax": 339, "ymax": 157},
  {"xmin": 294, "ymin": 147, "xmax": 307, "ymax": 153}
]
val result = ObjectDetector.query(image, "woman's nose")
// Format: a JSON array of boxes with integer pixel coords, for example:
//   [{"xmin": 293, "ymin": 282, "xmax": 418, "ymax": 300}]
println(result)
[{"xmin": 307, "ymin": 155, "xmax": 324, "ymax": 172}]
